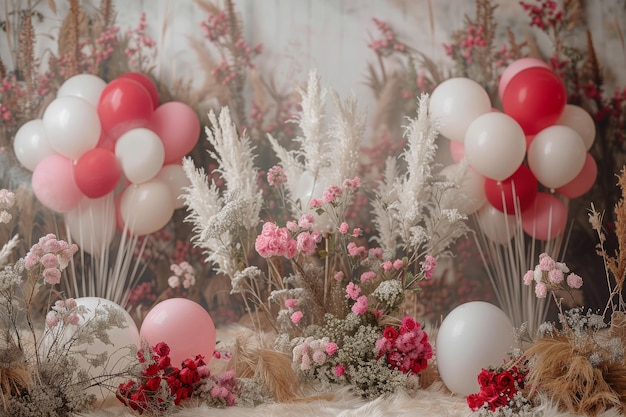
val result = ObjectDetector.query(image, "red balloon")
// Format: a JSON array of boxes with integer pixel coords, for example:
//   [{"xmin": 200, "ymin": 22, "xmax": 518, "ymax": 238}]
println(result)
[
  {"xmin": 521, "ymin": 192, "xmax": 567, "ymax": 241},
  {"xmin": 97, "ymin": 78, "xmax": 154, "ymax": 139},
  {"xmin": 117, "ymin": 72, "xmax": 159, "ymax": 109},
  {"xmin": 556, "ymin": 153, "xmax": 597, "ymax": 199},
  {"xmin": 73, "ymin": 148, "xmax": 122, "ymax": 198},
  {"xmin": 501, "ymin": 67, "xmax": 567, "ymax": 135},
  {"xmin": 484, "ymin": 164, "xmax": 538, "ymax": 213}
]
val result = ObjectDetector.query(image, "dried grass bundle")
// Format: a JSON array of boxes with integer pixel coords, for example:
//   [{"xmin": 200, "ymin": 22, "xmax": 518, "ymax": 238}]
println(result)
[
  {"xmin": 525, "ymin": 333, "xmax": 626, "ymax": 416},
  {"xmin": 231, "ymin": 334, "xmax": 303, "ymax": 402}
]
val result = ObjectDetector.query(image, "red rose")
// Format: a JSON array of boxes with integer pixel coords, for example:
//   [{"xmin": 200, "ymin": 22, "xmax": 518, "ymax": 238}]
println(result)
[
  {"xmin": 477, "ymin": 369, "xmax": 495, "ymax": 388},
  {"xmin": 142, "ymin": 363, "xmax": 160, "ymax": 377},
  {"xmin": 154, "ymin": 342, "xmax": 170, "ymax": 357},
  {"xmin": 174, "ymin": 386, "xmax": 193, "ymax": 405},
  {"xmin": 466, "ymin": 393, "xmax": 486, "ymax": 411},
  {"xmin": 158, "ymin": 355, "xmax": 171, "ymax": 370},
  {"xmin": 494, "ymin": 371, "xmax": 515, "ymax": 394},
  {"xmin": 480, "ymin": 385, "xmax": 500, "ymax": 405},
  {"xmin": 182, "ymin": 357, "xmax": 198, "ymax": 370},
  {"xmin": 400, "ymin": 316, "xmax": 417, "ymax": 333},
  {"xmin": 144, "ymin": 376, "xmax": 161, "ymax": 391},
  {"xmin": 179, "ymin": 367, "xmax": 200, "ymax": 385},
  {"xmin": 382, "ymin": 326, "xmax": 399, "ymax": 340}
]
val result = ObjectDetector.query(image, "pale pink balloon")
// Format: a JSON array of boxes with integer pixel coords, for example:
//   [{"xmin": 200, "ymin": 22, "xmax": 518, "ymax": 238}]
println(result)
[
  {"xmin": 521, "ymin": 192, "xmax": 567, "ymax": 241},
  {"xmin": 556, "ymin": 153, "xmax": 598, "ymax": 199},
  {"xmin": 476, "ymin": 203, "xmax": 517, "ymax": 245},
  {"xmin": 140, "ymin": 298, "xmax": 216, "ymax": 367},
  {"xmin": 150, "ymin": 102, "xmax": 200, "ymax": 164},
  {"xmin": 119, "ymin": 179, "xmax": 174, "ymax": 236},
  {"xmin": 32, "ymin": 154, "xmax": 84, "ymax": 213},
  {"xmin": 498, "ymin": 57, "xmax": 551, "ymax": 101},
  {"xmin": 156, "ymin": 164, "xmax": 191, "ymax": 209},
  {"xmin": 115, "ymin": 128, "xmax": 165, "ymax": 184},
  {"xmin": 449, "ymin": 140, "xmax": 465, "ymax": 163}
]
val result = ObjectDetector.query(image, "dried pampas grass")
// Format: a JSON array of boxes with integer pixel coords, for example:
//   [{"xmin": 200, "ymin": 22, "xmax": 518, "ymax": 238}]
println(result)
[{"xmin": 525, "ymin": 332, "xmax": 626, "ymax": 416}]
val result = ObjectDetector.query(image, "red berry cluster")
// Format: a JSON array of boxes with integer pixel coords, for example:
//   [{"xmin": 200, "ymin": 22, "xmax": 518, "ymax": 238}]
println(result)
[{"xmin": 116, "ymin": 342, "xmax": 210, "ymax": 413}]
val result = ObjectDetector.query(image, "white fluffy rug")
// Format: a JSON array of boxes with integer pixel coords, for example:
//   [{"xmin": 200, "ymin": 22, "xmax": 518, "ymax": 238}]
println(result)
[{"xmin": 79, "ymin": 386, "xmax": 626, "ymax": 417}]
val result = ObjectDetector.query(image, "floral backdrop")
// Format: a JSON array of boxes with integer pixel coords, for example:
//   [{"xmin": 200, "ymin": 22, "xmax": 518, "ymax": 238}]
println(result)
[{"xmin": 1, "ymin": 0, "xmax": 626, "ymax": 416}]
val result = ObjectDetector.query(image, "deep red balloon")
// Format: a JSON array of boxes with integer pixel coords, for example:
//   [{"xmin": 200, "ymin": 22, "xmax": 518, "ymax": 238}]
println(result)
[
  {"xmin": 73, "ymin": 148, "xmax": 122, "ymax": 198},
  {"xmin": 501, "ymin": 67, "xmax": 566, "ymax": 135},
  {"xmin": 117, "ymin": 72, "xmax": 160, "ymax": 109},
  {"xmin": 97, "ymin": 78, "xmax": 154, "ymax": 139},
  {"xmin": 484, "ymin": 164, "xmax": 538, "ymax": 213}
]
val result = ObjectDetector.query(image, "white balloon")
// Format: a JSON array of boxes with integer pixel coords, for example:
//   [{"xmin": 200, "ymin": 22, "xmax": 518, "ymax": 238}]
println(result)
[
  {"xmin": 43, "ymin": 96, "xmax": 101, "ymax": 160},
  {"xmin": 527, "ymin": 125, "xmax": 586, "ymax": 189},
  {"xmin": 440, "ymin": 164, "xmax": 486, "ymax": 215},
  {"xmin": 156, "ymin": 164, "xmax": 191, "ymax": 209},
  {"xmin": 115, "ymin": 128, "xmax": 165, "ymax": 184},
  {"xmin": 57, "ymin": 74, "xmax": 107, "ymax": 108},
  {"xmin": 477, "ymin": 203, "xmax": 517, "ymax": 244},
  {"xmin": 464, "ymin": 112, "xmax": 526, "ymax": 181},
  {"xmin": 120, "ymin": 179, "xmax": 174, "ymax": 236},
  {"xmin": 13, "ymin": 119, "xmax": 56, "ymax": 171},
  {"xmin": 42, "ymin": 297, "xmax": 140, "ymax": 400},
  {"xmin": 436, "ymin": 301, "xmax": 516, "ymax": 396},
  {"xmin": 429, "ymin": 77, "xmax": 492, "ymax": 142},
  {"xmin": 65, "ymin": 195, "xmax": 116, "ymax": 256},
  {"xmin": 555, "ymin": 104, "xmax": 596, "ymax": 151}
]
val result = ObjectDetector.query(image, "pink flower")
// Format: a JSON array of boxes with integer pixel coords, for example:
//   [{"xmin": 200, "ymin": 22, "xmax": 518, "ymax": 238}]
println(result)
[
  {"xmin": 523, "ymin": 270, "xmax": 534, "ymax": 286},
  {"xmin": 351, "ymin": 295, "xmax": 368, "ymax": 315},
  {"xmin": 286, "ymin": 221, "xmax": 298, "ymax": 232},
  {"xmin": 339, "ymin": 222, "xmax": 349, "ymax": 234},
  {"xmin": 285, "ymin": 298, "xmax": 299, "ymax": 308},
  {"xmin": 352, "ymin": 228, "xmax": 362, "ymax": 237},
  {"xmin": 535, "ymin": 282, "xmax": 548, "ymax": 298},
  {"xmin": 392, "ymin": 259, "xmax": 404, "ymax": 270},
  {"xmin": 267, "ymin": 165, "xmax": 286, "ymax": 187},
  {"xmin": 43, "ymin": 268, "xmax": 61, "ymax": 285},
  {"xmin": 290, "ymin": 311, "xmax": 304, "ymax": 324},
  {"xmin": 345, "ymin": 282, "xmax": 361, "ymax": 300},
  {"xmin": 334, "ymin": 364, "xmax": 345, "ymax": 377},
  {"xmin": 297, "ymin": 232, "xmax": 318, "ymax": 255},
  {"xmin": 322, "ymin": 185, "xmax": 342, "ymax": 203},
  {"xmin": 360, "ymin": 271, "xmax": 376, "ymax": 283},
  {"xmin": 538, "ymin": 253, "xmax": 556, "ymax": 271},
  {"xmin": 548, "ymin": 268, "xmax": 564, "ymax": 285},
  {"xmin": 382, "ymin": 261, "xmax": 393, "ymax": 271},
  {"xmin": 312, "ymin": 351, "xmax": 326, "ymax": 365},
  {"xmin": 325, "ymin": 342, "xmax": 338, "ymax": 356},
  {"xmin": 420, "ymin": 255, "xmax": 437, "ymax": 280},
  {"xmin": 309, "ymin": 198, "xmax": 323, "ymax": 208},
  {"xmin": 567, "ymin": 273, "xmax": 583, "ymax": 289},
  {"xmin": 45, "ymin": 311, "xmax": 59, "ymax": 328},
  {"xmin": 333, "ymin": 271, "xmax": 344, "ymax": 281},
  {"xmin": 368, "ymin": 248, "xmax": 383, "ymax": 259},
  {"xmin": 347, "ymin": 242, "xmax": 365, "ymax": 257},
  {"xmin": 298, "ymin": 214, "xmax": 315, "ymax": 230}
]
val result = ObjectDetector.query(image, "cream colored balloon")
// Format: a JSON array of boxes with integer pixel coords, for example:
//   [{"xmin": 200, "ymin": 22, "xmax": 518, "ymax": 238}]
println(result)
[
  {"xmin": 440, "ymin": 164, "xmax": 486, "ymax": 215},
  {"xmin": 156, "ymin": 164, "xmax": 192, "ymax": 209},
  {"xmin": 555, "ymin": 104, "xmax": 596, "ymax": 150},
  {"xmin": 119, "ymin": 179, "xmax": 174, "ymax": 236},
  {"xmin": 477, "ymin": 203, "xmax": 517, "ymax": 244},
  {"xmin": 115, "ymin": 128, "xmax": 165, "ymax": 184}
]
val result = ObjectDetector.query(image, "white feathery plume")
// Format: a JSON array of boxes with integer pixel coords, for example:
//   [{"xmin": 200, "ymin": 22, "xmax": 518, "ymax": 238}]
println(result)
[
  {"xmin": 0, "ymin": 234, "xmax": 19, "ymax": 267},
  {"xmin": 370, "ymin": 156, "xmax": 399, "ymax": 257},
  {"xmin": 328, "ymin": 90, "xmax": 366, "ymax": 185},
  {"xmin": 293, "ymin": 69, "xmax": 327, "ymax": 177}
]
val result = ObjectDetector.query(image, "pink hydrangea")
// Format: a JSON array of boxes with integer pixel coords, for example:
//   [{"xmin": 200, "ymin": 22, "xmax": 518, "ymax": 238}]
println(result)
[
  {"xmin": 297, "ymin": 232, "xmax": 318, "ymax": 255},
  {"xmin": 345, "ymin": 282, "xmax": 361, "ymax": 300},
  {"xmin": 567, "ymin": 273, "xmax": 583, "ymax": 289},
  {"xmin": 286, "ymin": 221, "xmax": 298, "ymax": 232},
  {"xmin": 535, "ymin": 281, "xmax": 548, "ymax": 298},
  {"xmin": 325, "ymin": 342, "xmax": 338, "ymax": 356},
  {"xmin": 267, "ymin": 165, "xmax": 287, "ymax": 187},
  {"xmin": 538, "ymin": 253, "xmax": 556, "ymax": 271},
  {"xmin": 360, "ymin": 271, "xmax": 376, "ymax": 283},
  {"xmin": 255, "ymin": 222, "xmax": 298, "ymax": 259},
  {"xmin": 290, "ymin": 311, "xmax": 304, "ymax": 324},
  {"xmin": 351, "ymin": 295, "xmax": 368, "ymax": 315},
  {"xmin": 339, "ymin": 222, "xmax": 349, "ymax": 234},
  {"xmin": 420, "ymin": 255, "xmax": 437, "ymax": 280}
]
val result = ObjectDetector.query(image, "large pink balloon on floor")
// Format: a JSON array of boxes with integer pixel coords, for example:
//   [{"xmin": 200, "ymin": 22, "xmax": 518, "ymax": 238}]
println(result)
[
  {"xmin": 150, "ymin": 102, "xmax": 201, "ymax": 164},
  {"xmin": 140, "ymin": 298, "xmax": 216, "ymax": 367},
  {"xmin": 32, "ymin": 154, "xmax": 84, "ymax": 213},
  {"xmin": 501, "ymin": 66, "xmax": 566, "ymax": 135},
  {"xmin": 521, "ymin": 192, "xmax": 567, "ymax": 241}
]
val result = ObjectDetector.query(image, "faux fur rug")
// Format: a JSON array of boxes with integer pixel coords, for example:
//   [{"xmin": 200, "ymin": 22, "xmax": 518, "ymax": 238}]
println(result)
[{"xmin": 79, "ymin": 384, "xmax": 626, "ymax": 417}]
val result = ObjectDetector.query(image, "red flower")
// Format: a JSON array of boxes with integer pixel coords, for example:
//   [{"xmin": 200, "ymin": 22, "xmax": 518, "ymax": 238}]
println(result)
[
  {"xmin": 142, "ymin": 363, "xmax": 160, "ymax": 377},
  {"xmin": 494, "ymin": 370, "xmax": 515, "ymax": 394},
  {"xmin": 477, "ymin": 369, "xmax": 495, "ymax": 388},
  {"xmin": 145, "ymin": 376, "xmax": 161, "ymax": 391},
  {"xmin": 158, "ymin": 355, "xmax": 171, "ymax": 369},
  {"xmin": 154, "ymin": 342, "xmax": 170, "ymax": 357},
  {"xmin": 182, "ymin": 358, "xmax": 198, "ymax": 370},
  {"xmin": 179, "ymin": 367, "xmax": 200, "ymax": 385},
  {"xmin": 174, "ymin": 386, "xmax": 193, "ymax": 405},
  {"xmin": 400, "ymin": 316, "xmax": 417, "ymax": 332},
  {"xmin": 382, "ymin": 326, "xmax": 399, "ymax": 340},
  {"xmin": 466, "ymin": 393, "xmax": 485, "ymax": 411}
]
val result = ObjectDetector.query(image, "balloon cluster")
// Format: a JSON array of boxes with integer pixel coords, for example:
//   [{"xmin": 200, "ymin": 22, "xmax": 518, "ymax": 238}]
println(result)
[
  {"xmin": 431, "ymin": 57, "xmax": 597, "ymax": 244},
  {"xmin": 14, "ymin": 73, "xmax": 200, "ymax": 252}
]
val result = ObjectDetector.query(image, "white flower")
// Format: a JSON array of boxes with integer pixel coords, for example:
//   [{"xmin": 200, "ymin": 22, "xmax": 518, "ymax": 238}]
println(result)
[{"xmin": 168, "ymin": 275, "xmax": 180, "ymax": 288}]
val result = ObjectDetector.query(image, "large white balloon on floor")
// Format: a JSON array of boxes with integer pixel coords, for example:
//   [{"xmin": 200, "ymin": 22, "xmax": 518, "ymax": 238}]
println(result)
[{"xmin": 436, "ymin": 301, "xmax": 516, "ymax": 396}]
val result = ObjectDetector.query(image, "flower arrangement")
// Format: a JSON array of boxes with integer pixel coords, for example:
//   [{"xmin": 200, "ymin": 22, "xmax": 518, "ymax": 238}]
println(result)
[{"xmin": 181, "ymin": 70, "xmax": 468, "ymax": 398}]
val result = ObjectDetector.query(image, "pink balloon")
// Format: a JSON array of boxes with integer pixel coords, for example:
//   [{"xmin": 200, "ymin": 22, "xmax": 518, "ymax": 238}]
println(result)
[
  {"xmin": 449, "ymin": 140, "xmax": 465, "ymax": 163},
  {"xmin": 150, "ymin": 102, "xmax": 200, "ymax": 164},
  {"xmin": 556, "ymin": 153, "xmax": 598, "ymax": 199},
  {"xmin": 140, "ymin": 298, "xmax": 216, "ymax": 367},
  {"xmin": 498, "ymin": 57, "xmax": 551, "ymax": 102},
  {"xmin": 32, "ymin": 154, "xmax": 84, "ymax": 213},
  {"xmin": 521, "ymin": 192, "xmax": 567, "ymax": 241}
]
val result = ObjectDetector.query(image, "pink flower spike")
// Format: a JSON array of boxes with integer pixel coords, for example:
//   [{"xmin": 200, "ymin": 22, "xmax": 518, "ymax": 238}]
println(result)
[
  {"xmin": 382, "ymin": 261, "xmax": 393, "ymax": 271},
  {"xmin": 392, "ymin": 259, "xmax": 404, "ymax": 270},
  {"xmin": 352, "ymin": 228, "xmax": 362, "ymax": 238}
]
